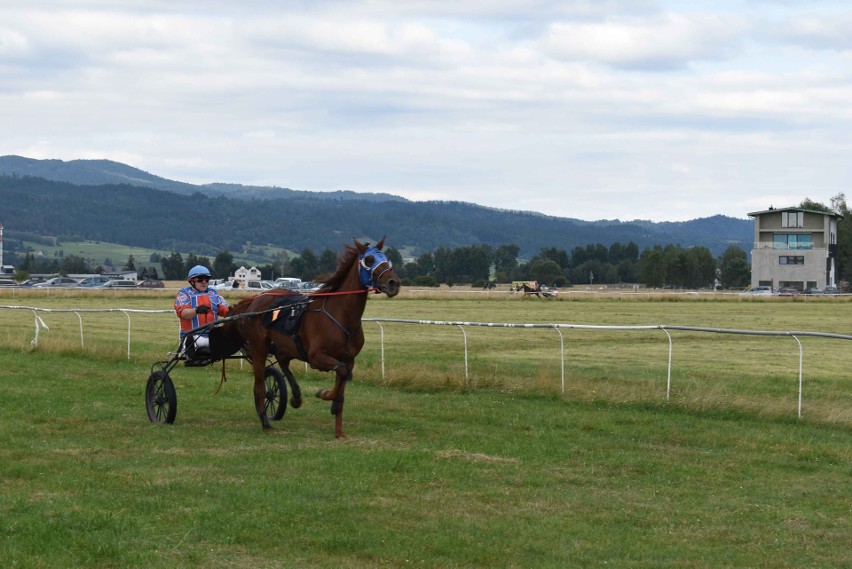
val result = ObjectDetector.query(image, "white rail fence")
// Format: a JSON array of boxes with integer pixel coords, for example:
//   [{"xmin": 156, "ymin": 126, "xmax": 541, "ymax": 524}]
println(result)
[
  {"xmin": 3, "ymin": 305, "xmax": 851, "ymax": 419},
  {"xmin": 365, "ymin": 319, "xmax": 852, "ymax": 420}
]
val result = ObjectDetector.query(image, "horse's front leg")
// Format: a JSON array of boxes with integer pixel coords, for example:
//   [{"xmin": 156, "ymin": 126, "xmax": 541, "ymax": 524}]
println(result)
[
  {"xmin": 315, "ymin": 361, "xmax": 353, "ymax": 439},
  {"xmin": 277, "ymin": 359, "xmax": 302, "ymax": 409},
  {"xmin": 252, "ymin": 357, "xmax": 272, "ymax": 430}
]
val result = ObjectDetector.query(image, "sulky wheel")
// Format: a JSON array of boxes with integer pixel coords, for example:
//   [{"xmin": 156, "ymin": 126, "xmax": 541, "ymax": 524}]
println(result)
[
  {"xmin": 264, "ymin": 366, "xmax": 288, "ymax": 421},
  {"xmin": 146, "ymin": 370, "xmax": 177, "ymax": 424}
]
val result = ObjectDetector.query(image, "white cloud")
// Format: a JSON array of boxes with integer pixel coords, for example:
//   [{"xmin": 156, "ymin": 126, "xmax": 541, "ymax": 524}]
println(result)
[
  {"xmin": 1, "ymin": 1, "xmax": 851, "ymax": 222},
  {"xmin": 543, "ymin": 12, "xmax": 747, "ymax": 69}
]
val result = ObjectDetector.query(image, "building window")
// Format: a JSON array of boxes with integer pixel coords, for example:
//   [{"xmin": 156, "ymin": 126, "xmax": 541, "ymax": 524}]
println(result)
[
  {"xmin": 782, "ymin": 211, "xmax": 804, "ymax": 228},
  {"xmin": 779, "ymin": 256, "xmax": 804, "ymax": 265},
  {"xmin": 773, "ymin": 233, "xmax": 813, "ymax": 250}
]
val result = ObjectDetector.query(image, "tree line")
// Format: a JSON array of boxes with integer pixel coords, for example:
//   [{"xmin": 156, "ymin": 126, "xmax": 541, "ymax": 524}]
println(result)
[
  {"xmin": 142, "ymin": 241, "xmax": 747, "ymax": 290},
  {"xmin": 9, "ymin": 195, "xmax": 849, "ymax": 290}
]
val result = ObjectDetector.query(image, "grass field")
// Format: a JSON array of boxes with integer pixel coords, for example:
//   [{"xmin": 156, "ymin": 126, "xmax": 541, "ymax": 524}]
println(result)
[
  {"xmin": 1, "ymin": 292, "xmax": 850, "ymax": 567},
  {"xmin": 20, "ymin": 238, "xmax": 293, "ymax": 272}
]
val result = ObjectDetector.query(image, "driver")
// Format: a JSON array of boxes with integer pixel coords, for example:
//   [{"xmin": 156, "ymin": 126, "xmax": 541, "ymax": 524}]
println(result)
[{"xmin": 174, "ymin": 265, "xmax": 230, "ymax": 355}]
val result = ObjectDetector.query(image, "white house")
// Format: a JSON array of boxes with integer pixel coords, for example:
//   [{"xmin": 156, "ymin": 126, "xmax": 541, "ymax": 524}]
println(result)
[{"xmin": 233, "ymin": 266, "xmax": 262, "ymax": 287}]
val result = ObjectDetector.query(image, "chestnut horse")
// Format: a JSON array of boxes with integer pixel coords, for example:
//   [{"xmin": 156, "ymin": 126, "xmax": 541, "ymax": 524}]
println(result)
[{"xmin": 221, "ymin": 239, "xmax": 400, "ymax": 437}]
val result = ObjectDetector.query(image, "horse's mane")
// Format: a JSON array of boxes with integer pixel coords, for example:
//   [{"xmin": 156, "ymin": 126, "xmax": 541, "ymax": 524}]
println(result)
[
  {"xmin": 229, "ymin": 295, "xmax": 261, "ymax": 317},
  {"xmin": 317, "ymin": 244, "xmax": 358, "ymax": 293}
]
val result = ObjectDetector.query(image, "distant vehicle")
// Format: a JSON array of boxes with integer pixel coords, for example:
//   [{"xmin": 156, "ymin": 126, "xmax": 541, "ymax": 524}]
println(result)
[
  {"xmin": 824, "ymin": 286, "xmax": 840, "ymax": 295},
  {"xmin": 137, "ymin": 278, "xmax": 164, "ymax": 288},
  {"xmin": 98, "ymin": 279, "xmax": 138, "ymax": 288},
  {"xmin": 32, "ymin": 277, "xmax": 80, "ymax": 288},
  {"xmin": 79, "ymin": 276, "xmax": 113, "ymax": 287},
  {"xmin": 740, "ymin": 286, "xmax": 773, "ymax": 296},
  {"xmin": 17, "ymin": 278, "xmax": 46, "ymax": 287},
  {"xmin": 297, "ymin": 281, "xmax": 322, "ymax": 293},
  {"xmin": 241, "ymin": 280, "xmax": 273, "ymax": 291},
  {"xmin": 0, "ymin": 278, "xmax": 18, "ymax": 287},
  {"xmin": 802, "ymin": 287, "xmax": 823, "ymax": 295},
  {"xmin": 274, "ymin": 277, "xmax": 302, "ymax": 290},
  {"xmin": 778, "ymin": 287, "xmax": 801, "ymax": 296}
]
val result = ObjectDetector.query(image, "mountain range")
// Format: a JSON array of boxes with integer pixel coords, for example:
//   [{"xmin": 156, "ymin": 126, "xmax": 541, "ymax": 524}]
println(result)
[{"xmin": 0, "ymin": 155, "xmax": 753, "ymax": 259}]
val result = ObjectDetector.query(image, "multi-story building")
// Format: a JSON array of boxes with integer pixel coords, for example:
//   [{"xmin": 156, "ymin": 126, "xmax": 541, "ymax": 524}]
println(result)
[{"xmin": 748, "ymin": 207, "xmax": 842, "ymax": 291}]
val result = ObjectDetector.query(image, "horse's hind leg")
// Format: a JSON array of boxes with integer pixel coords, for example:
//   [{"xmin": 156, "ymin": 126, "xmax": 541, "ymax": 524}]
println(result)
[
  {"xmin": 251, "ymin": 356, "xmax": 272, "ymax": 430},
  {"xmin": 277, "ymin": 359, "xmax": 302, "ymax": 409}
]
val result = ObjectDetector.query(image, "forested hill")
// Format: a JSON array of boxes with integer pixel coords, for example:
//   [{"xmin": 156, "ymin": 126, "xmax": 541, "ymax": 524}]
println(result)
[
  {"xmin": 0, "ymin": 171, "xmax": 752, "ymax": 259},
  {"xmin": 0, "ymin": 155, "xmax": 405, "ymax": 203}
]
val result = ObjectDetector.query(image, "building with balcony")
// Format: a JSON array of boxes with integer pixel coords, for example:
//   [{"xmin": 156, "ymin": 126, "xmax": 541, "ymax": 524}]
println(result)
[{"xmin": 748, "ymin": 207, "xmax": 842, "ymax": 291}]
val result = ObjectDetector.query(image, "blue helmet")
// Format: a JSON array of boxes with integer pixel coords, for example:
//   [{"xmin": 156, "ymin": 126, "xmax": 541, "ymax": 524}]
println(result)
[{"xmin": 187, "ymin": 265, "xmax": 211, "ymax": 280}]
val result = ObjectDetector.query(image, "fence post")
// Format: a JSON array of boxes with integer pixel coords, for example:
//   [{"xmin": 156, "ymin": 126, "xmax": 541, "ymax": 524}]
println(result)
[
  {"xmin": 791, "ymin": 335, "xmax": 803, "ymax": 419},
  {"xmin": 457, "ymin": 324, "xmax": 469, "ymax": 384},
  {"xmin": 121, "ymin": 310, "xmax": 131, "ymax": 359},
  {"xmin": 662, "ymin": 328, "xmax": 673, "ymax": 400},
  {"xmin": 74, "ymin": 311, "xmax": 84, "ymax": 348},
  {"xmin": 552, "ymin": 325, "xmax": 565, "ymax": 394}
]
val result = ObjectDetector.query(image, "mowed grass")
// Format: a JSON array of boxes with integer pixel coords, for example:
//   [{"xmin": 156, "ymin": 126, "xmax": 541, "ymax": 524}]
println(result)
[{"xmin": 1, "ymin": 292, "xmax": 850, "ymax": 568}]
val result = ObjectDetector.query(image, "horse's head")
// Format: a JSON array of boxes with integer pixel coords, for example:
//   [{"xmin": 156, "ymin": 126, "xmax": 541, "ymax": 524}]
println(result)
[{"xmin": 356, "ymin": 238, "xmax": 400, "ymax": 297}]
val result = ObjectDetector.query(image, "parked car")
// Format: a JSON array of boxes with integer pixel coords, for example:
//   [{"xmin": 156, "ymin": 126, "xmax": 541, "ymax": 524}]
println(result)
[
  {"xmin": 274, "ymin": 277, "xmax": 302, "ymax": 290},
  {"xmin": 79, "ymin": 276, "xmax": 113, "ymax": 288},
  {"xmin": 222, "ymin": 280, "xmax": 273, "ymax": 292},
  {"xmin": 32, "ymin": 277, "xmax": 80, "ymax": 288},
  {"xmin": 17, "ymin": 278, "xmax": 47, "ymax": 287},
  {"xmin": 802, "ymin": 287, "xmax": 823, "ymax": 295},
  {"xmin": 823, "ymin": 286, "xmax": 840, "ymax": 295},
  {"xmin": 98, "ymin": 279, "xmax": 138, "ymax": 288},
  {"xmin": 740, "ymin": 286, "xmax": 772, "ymax": 296},
  {"xmin": 137, "ymin": 278, "xmax": 164, "ymax": 288},
  {"xmin": 778, "ymin": 287, "xmax": 801, "ymax": 296},
  {"xmin": 297, "ymin": 281, "xmax": 322, "ymax": 293},
  {"xmin": 0, "ymin": 278, "xmax": 18, "ymax": 287},
  {"xmin": 243, "ymin": 280, "xmax": 273, "ymax": 291}
]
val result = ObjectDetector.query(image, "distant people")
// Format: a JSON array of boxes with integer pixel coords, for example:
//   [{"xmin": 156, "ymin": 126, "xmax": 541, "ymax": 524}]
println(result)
[
  {"xmin": 174, "ymin": 265, "xmax": 230, "ymax": 355},
  {"xmin": 232, "ymin": 280, "xmax": 240, "ymax": 289}
]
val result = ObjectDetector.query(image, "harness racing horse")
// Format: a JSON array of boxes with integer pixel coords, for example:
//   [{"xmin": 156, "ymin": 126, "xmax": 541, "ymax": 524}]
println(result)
[{"xmin": 223, "ymin": 239, "xmax": 400, "ymax": 438}]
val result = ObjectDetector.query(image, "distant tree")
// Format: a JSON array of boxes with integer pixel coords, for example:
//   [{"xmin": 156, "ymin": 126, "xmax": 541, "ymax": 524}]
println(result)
[
  {"xmin": 124, "ymin": 255, "xmax": 136, "ymax": 271},
  {"xmin": 272, "ymin": 250, "xmax": 292, "ymax": 279},
  {"xmin": 529, "ymin": 258, "xmax": 562, "ymax": 286},
  {"xmin": 213, "ymin": 251, "xmax": 235, "ymax": 280},
  {"xmin": 831, "ymin": 193, "xmax": 851, "ymax": 282},
  {"xmin": 799, "ymin": 198, "xmax": 832, "ymax": 212},
  {"xmin": 60, "ymin": 255, "xmax": 90, "ymax": 274},
  {"xmin": 161, "ymin": 252, "xmax": 184, "ymax": 280},
  {"xmin": 291, "ymin": 248, "xmax": 319, "ymax": 280},
  {"xmin": 538, "ymin": 247, "xmax": 569, "ymax": 269},
  {"xmin": 493, "ymin": 244, "xmax": 519, "ymax": 281},
  {"xmin": 318, "ymin": 248, "xmax": 338, "ymax": 277},
  {"xmin": 385, "ymin": 247, "xmax": 404, "ymax": 276},
  {"xmin": 639, "ymin": 247, "xmax": 667, "ymax": 288},
  {"xmin": 718, "ymin": 246, "xmax": 751, "ymax": 289},
  {"xmin": 414, "ymin": 251, "xmax": 435, "ymax": 277}
]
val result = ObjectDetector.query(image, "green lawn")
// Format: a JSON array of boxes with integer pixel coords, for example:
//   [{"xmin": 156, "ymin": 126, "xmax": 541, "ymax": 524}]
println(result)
[{"xmin": 0, "ymin": 294, "xmax": 850, "ymax": 567}]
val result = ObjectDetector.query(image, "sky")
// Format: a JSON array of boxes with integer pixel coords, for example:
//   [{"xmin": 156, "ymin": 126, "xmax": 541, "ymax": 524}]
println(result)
[{"xmin": 2, "ymin": 1, "xmax": 851, "ymax": 222}]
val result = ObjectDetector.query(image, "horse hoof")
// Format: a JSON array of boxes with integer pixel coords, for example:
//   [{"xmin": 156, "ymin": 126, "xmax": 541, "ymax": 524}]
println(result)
[
  {"xmin": 315, "ymin": 388, "xmax": 327, "ymax": 399},
  {"xmin": 291, "ymin": 397, "xmax": 303, "ymax": 409}
]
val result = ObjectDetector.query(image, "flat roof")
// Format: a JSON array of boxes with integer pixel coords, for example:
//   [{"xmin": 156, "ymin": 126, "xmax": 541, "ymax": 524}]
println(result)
[{"xmin": 747, "ymin": 207, "xmax": 843, "ymax": 220}]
